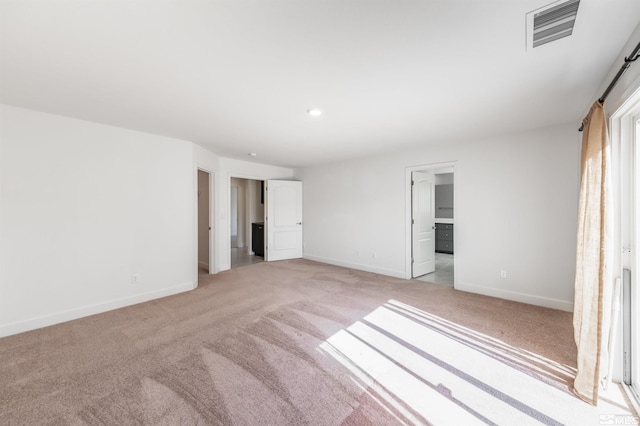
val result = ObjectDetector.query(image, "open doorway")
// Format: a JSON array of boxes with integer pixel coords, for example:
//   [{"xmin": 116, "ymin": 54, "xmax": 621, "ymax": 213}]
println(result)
[
  {"xmin": 197, "ymin": 169, "xmax": 212, "ymax": 281},
  {"xmin": 230, "ymin": 177, "xmax": 265, "ymax": 269},
  {"xmin": 407, "ymin": 163, "xmax": 456, "ymax": 286}
]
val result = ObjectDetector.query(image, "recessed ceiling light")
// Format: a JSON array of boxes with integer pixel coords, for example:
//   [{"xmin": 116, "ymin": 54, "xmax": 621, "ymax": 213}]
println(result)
[
  {"xmin": 307, "ymin": 108, "xmax": 323, "ymax": 117},
  {"xmin": 248, "ymin": 152, "xmax": 257, "ymax": 157}
]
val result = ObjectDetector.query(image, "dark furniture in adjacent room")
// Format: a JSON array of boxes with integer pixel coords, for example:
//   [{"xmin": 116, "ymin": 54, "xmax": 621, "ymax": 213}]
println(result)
[
  {"xmin": 435, "ymin": 223, "xmax": 454, "ymax": 254},
  {"xmin": 252, "ymin": 222, "xmax": 264, "ymax": 257}
]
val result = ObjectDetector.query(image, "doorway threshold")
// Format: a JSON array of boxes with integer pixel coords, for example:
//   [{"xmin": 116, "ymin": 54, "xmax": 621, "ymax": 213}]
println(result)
[{"xmin": 415, "ymin": 253, "xmax": 454, "ymax": 287}]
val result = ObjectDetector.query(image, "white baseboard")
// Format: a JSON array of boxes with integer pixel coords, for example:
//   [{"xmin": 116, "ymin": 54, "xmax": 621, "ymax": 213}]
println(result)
[
  {"xmin": 303, "ymin": 254, "xmax": 406, "ymax": 279},
  {"xmin": 0, "ymin": 281, "xmax": 196, "ymax": 338},
  {"xmin": 198, "ymin": 261, "xmax": 209, "ymax": 269},
  {"xmin": 455, "ymin": 281, "xmax": 574, "ymax": 312}
]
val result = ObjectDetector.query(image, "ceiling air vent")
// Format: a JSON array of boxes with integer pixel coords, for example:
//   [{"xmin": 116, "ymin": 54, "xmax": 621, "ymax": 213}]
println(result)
[{"xmin": 527, "ymin": 0, "xmax": 580, "ymax": 49}]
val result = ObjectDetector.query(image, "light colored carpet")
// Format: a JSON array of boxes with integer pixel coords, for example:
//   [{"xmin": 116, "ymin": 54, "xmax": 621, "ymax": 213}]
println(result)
[{"xmin": 0, "ymin": 259, "xmax": 636, "ymax": 425}]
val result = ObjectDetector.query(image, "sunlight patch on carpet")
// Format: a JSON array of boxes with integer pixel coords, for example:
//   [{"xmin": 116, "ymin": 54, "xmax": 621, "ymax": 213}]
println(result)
[{"xmin": 319, "ymin": 299, "xmax": 581, "ymax": 425}]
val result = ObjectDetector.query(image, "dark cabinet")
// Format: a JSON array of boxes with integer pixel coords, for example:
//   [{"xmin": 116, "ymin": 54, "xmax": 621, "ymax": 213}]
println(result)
[
  {"xmin": 252, "ymin": 222, "xmax": 264, "ymax": 257},
  {"xmin": 435, "ymin": 223, "xmax": 454, "ymax": 254}
]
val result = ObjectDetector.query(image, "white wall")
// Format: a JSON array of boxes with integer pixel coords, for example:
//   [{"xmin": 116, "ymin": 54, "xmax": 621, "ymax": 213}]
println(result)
[
  {"xmin": 0, "ymin": 105, "xmax": 195, "ymax": 337},
  {"xmin": 296, "ymin": 124, "xmax": 580, "ymax": 311},
  {"xmin": 0, "ymin": 106, "xmax": 296, "ymax": 336}
]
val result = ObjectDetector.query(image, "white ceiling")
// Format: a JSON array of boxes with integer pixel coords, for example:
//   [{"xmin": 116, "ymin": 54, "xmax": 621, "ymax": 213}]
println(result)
[{"xmin": 1, "ymin": 1, "xmax": 639, "ymax": 168}]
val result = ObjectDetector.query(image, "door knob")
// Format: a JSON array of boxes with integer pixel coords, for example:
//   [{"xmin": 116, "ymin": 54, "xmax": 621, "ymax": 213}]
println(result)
[{"xmin": 297, "ymin": 222, "xmax": 302, "ymax": 225}]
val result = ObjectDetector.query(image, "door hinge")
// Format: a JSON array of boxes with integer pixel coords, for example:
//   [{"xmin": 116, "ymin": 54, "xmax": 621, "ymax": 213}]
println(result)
[
  {"xmin": 411, "ymin": 180, "xmax": 415, "ymax": 186},
  {"xmin": 412, "ymin": 219, "xmax": 414, "ymax": 225},
  {"xmin": 411, "ymin": 258, "xmax": 414, "ymax": 263}
]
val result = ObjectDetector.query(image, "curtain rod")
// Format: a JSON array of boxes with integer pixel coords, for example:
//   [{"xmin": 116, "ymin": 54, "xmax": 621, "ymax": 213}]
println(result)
[{"xmin": 579, "ymin": 39, "xmax": 640, "ymax": 132}]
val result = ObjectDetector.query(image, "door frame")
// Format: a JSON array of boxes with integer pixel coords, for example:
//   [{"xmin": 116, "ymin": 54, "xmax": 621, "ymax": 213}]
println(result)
[
  {"xmin": 195, "ymin": 166, "xmax": 215, "ymax": 284},
  {"xmin": 405, "ymin": 162, "xmax": 457, "ymax": 282},
  {"xmin": 227, "ymin": 174, "xmax": 266, "ymax": 268}
]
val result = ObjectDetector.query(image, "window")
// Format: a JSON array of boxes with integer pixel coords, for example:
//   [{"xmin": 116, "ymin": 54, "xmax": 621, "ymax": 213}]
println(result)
[{"xmin": 611, "ymin": 87, "xmax": 640, "ymax": 409}]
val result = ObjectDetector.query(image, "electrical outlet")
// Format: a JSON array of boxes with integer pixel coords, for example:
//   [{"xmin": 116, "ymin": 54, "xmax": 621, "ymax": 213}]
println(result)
[
  {"xmin": 131, "ymin": 274, "xmax": 139, "ymax": 284},
  {"xmin": 500, "ymin": 270, "xmax": 507, "ymax": 279}
]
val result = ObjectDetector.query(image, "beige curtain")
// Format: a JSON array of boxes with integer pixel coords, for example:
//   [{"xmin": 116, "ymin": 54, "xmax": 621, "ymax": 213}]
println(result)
[{"xmin": 573, "ymin": 101, "xmax": 613, "ymax": 405}]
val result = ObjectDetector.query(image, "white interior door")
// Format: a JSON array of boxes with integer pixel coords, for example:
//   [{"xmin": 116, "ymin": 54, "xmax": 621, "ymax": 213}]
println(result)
[
  {"xmin": 266, "ymin": 180, "xmax": 303, "ymax": 261},
  {"xmin": 412, "ymin": 171, "xmax": 435, "ymax": 277}
]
